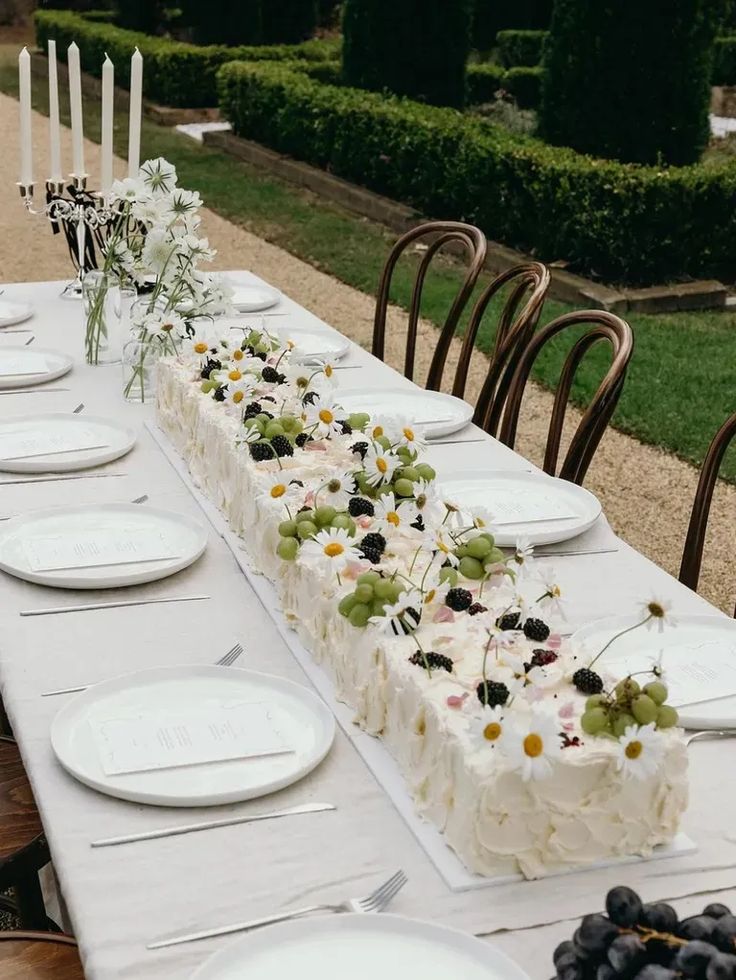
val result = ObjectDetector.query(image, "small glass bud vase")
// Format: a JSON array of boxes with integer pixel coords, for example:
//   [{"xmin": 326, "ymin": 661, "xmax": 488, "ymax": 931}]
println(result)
[
  {"xmin": 82, "ymin": 270, "xmax": 122, "ymax": 366},
  {"xmin": 122, "ymin": 338, "xmax": 160, "ymax": 403}
]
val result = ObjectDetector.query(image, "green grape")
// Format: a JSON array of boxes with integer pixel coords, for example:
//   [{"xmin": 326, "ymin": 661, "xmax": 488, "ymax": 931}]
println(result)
[
  {"xmin": 415, "ymin": 463, "xmax": 436, "ymax": 481},
  {"xmin": 349, "ymin": 412, "xmax": 370, "ymax": 431},
  {"xmin": 357, "ymin": 571, "xmax": 381, "ymax": 587},
  {"xmin": 485, "ymin": 548, "xmax": 505, "ymax": 567},
  {"xmin": 376, "ymin": 484, "xmax": 393, "ymax": 498},
  {"xmin": 387, "ymin": 582, "xmax": 404, "ymax": 602},
  {"xmin": 643, "ymin": 681, "xmax": 668, "ymax": 706},
  {"xmin": 331, "ymin": 514, "xmax": 354, "ymax": 533},
  {"xmin": 338, "ymin": 593, "xmax": 359, "ymax": 617},
  {"xmin": 371, "ymin": 598, "xmax": 387, "ymax": 617},
  {"xmin": 631, "ymin": 694, "xmax": 658, "ymax": 725},
  {"xmin": 296, "ymin": 520, "xmax": 318, "ymax": 540},
  {"xmin": 243, "ymin": 417, "xmax": 260, "ymax": 431},
  {"xmin": 615, "ymin": 677, "xmax": 641, "ymax": 701},
  {"xmin": 374, "ymin": 578, "xmax": 396, "ymax": 600},
  {"xmin": 200, "ymin": 380, "xmax": 216, "ymax": 394},
  {"xmin": 349, "ymin": 603, "xmax": 372, "ymax": 628},
  {"xmin": 276, "ymin": 537, "xmax": 299, "ymax": 561},
  {"xmin": 438, "ymin": 567, "xmax": 458, "ymax": 587},
  {"xmin": 314, "ymin": 505, "xmax": 337, "ymax": 526},
  {"xmin": 278, "ymin": 520, "xmax": 298, "ymax": 538},
  {"xmin": 466, "ymin": 536, "xmax": 492, "ymax": 560},
  {"xmin": 454, "ymin": 545, "xmax": 469, "ymax": 559},
  {"xmin": 280, "ymin": 415, "xmax": 297, "ymax": 432},
  {"xmin": 264, "ymin": 422, "xmax": 285, "ymax": 439},
  {"xmin": 479, "ymin": 531, "xmax": 496, "ymax": 545},
  {"xmin": 354, "ymin": 584, "xmax": 375, "ymax": 604},
  {"xmin": 376, "ymin": 435, "xmax": 392, "ymax": 451},
  {"xmin": 295, "ymin": 509, "xmax": 316, "ymax": 524},
  {"xmin": 256, "ymin": 413, "xmax": 272, "ymax": 425},
  {"xmin": 656, "ymin": 704, "xmax": 679, "ymax": 729},
  {"xmin": 400, "ymin": 466, "xmax": 420, "ymax": 482},
  {"xmin": 394, "ymin": 478, "xmax": 414, "ymax": 498},
  {"xmin": 612, "ymin": 712, "xmax": 637, "ymax": 737},
  {"xmin": 581, "ymin": 707, "xmax": 609, "ymax": 735},
  {"xmin": 458, "ymin": 556, "xmax": 485, "ymax": 580},
  {"xmin": 585, "ymin": 694, "xmax": 606, "ymax": 710}
]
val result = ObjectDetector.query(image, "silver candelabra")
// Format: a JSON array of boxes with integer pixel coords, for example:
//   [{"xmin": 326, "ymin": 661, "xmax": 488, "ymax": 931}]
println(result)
[{"xmin": 18, "ymin": 176, "xmax": 118, "ymax": 299}]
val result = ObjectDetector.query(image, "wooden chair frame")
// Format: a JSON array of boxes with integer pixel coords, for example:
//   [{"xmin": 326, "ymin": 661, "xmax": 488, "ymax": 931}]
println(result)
[
  {"xmin": 371, "ymin": 221, "xmax": 487, "ymax": 389},
  {"xmin": 499, "ymin": 310, "xmax": 634, "ymax": 485},
  {"xmin": 679, "ymin": 411, "xmax": 736, "ymax": 610}
]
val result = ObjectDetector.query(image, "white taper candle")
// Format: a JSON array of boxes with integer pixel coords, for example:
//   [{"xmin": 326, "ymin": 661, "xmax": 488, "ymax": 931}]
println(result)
[
  {"xmin": 100, "ymin": 53, "xmax": 114, "ymax": 194},
  {"xmin": 127, "ymin": 47, "xmax": 142, "ymax": 177},
  {"xmin": 18, "ymin": 47, "xmax": 32, "ymax": 186},
  {"xmin": 67, "ymin": 42, "xmax": 85, "ymax": 176},
  {"xmin": 48, "ymin": 40, "xmax": 62, "ymax": 183}
]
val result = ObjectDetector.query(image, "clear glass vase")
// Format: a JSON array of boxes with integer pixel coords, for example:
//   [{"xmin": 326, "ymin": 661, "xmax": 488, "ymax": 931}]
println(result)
[
  {"xmin": 83, "ymin": 271, "xmax": 123, "ymax": 366},
  {"xmin": 122, "ymin": 338, "xmax": 160, "ymax": 403}
]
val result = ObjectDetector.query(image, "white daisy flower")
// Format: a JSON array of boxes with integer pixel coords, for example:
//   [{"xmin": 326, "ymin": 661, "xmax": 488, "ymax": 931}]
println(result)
[
  {"xmin": 502, "ymin": 651, "xmax": 563, "ymax": 690},
  {"xmin": 642, "ymin": 596, "xmax": 676, "ymax": 633},
  {"xmin": 317, "ymin": 471, "xmax": 355, "ymax": 512},
  {"xmin": 421, "ymin": 573, "xmax": 451, "ymax": 608},
  {"xmin": 363, "ymin": 445, "xmax": 400, "ymax": 487},
  {"xmin": 466, "ymin": 504, "xmax": 496, "ymax": 532},
  {"xmin": 502, "ymin": 708, "xmax": 561, "ymax": 782},
  {"xmin": 616, "ymin": 723, "xmax": 665, "ymax": 780},
  {"xmin": 138, "ymin": 156, "xmax": 178, "ymax": 195},
  {"xmin": 305, "ymin": 395, "xmax": 344, "ymax": 438},
  {"xmin": 369, "ymin": 588, "xmax": 423, "ymax": 635},
  {"xmin": 110, "ymin": 176, "xmax": 144, "ymax": 202},
  {"xmin": 258, "ymin": 472, "xmax": 300, "ymax": 509},
  {"xmin": 514, "ymin": 536, "xmax": 535, "ymax": 569},
  {"xmin": 394, "ymin": 418, "xmax": 426, "ymax": 452},
  {"xmin": 430, "ymin": 526, "xmax": 459, "ymax": 567},
  {"xmin": 365, "ymin": 416, "xmax": 395, "ymax": 442},
  {"xmin": 225, "ymin": 376, "xmax": 252, "ymax": 410},
  {"xmin": 374, "ymin": 492, "xmax": 418, "ymax": 533},
  {"xmin": 141, "ymin": 228, "xmax": 179, "ymax": 276},
  {"xmin": 469, "ymin": 705, "xmax": 506, "ymax": 748},
  {"xmin": 299, "ymin": 527, "xmax": 361, "ymax": 575}
]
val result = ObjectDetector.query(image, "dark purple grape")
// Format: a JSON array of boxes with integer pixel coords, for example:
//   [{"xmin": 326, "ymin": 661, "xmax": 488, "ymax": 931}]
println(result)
[
  {"xmin": 597, "ymin": 965, "xmax": 615, "ymax": 980},
  {"xmin": 634, "ymin": 967, "xmax": 677, "ymax": 980},
  {"xmin": 675, "ymin": 940, "xmax": 716, "ymax": 976},
  {"xmin": 705, "ymin": 906, "xmax": 733, "ymax": 921},
  {"xmin": 641, "ymin": 902, "xmax": 679, "ymax": 933},
  {"xmin": 576, "ymin": 914, "xmax": 619, "ymax": 955},
  {"xmin": 608, "ymin": 934, "xmax": 646, "ymax": 973},
  {"xmin": 679, "ymin": 916, "xmax": 717, "ymax": 941},
  {"xmin": 706, "ymin": 952, "xmax": 736, "ymax": 980},
  {"xmin": 712, "ymin": 916, "xmax": 736, "ymax": 953},
  {"xmin": 555, "ymin": 952, "xmax": 580, "ymax": 975},
  {"xmin": 606, "ymin": 886, "xmax": 644, "ymax": 928},
  {"xmin": 554, "ymin": 942, "xmax": 577, "ymax": 967}
]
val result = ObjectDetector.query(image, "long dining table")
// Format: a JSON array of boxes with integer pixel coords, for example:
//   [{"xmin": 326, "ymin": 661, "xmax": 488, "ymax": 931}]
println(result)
[{"xmin": 0, "ymin": 275, "xmax": 735, "ymax": 979}]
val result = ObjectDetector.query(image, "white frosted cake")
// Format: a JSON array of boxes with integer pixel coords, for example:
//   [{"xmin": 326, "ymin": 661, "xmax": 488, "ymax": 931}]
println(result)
[{"xmin": 156, "ymin": 327, "xmax": 688, "ymax": 879}]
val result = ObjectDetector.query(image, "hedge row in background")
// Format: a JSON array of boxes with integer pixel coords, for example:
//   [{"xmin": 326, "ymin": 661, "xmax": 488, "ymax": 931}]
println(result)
[
  {"xmin": 217, "ymin": 59, "xmax": 736, "ymax": 285},
  {"xmin": 33, "ymin": 10, "xmax": 339, "ymax": 108},
  {"xmin": 713, "ymin": 35, "xmax": 736, "ymax": 84},
  {"xmin": 471, "ymin": 0, "xmax": 552, "ymax": 50},
  {"xmin": 496, "ymin": 29, "xmax": 546, "ymax": 67},
  {"xmin": 466, "ymin": 63, "xmax": 541, "ymax": 109}
]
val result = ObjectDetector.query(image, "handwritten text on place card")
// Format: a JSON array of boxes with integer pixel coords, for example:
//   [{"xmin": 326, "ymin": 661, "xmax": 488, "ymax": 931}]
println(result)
[
  {"xmin": 23, "ymin": 527, "xmax": 180, "ymax": 573},
  {"xmin": 89, "ymin": 702, "xmax": 293, "ymax": 776},
  {"xmin": 0, "ymin": 428, "xmax": 108, "ymax": 461},
  {"xmin": 483, "ymin": 487, "xmax": 577, "ymax": 526}
]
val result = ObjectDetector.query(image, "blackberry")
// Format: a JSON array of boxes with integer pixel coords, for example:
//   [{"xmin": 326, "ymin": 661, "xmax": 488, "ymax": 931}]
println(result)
[
  {"xmin": 391, "ymin": 606, "xmax": 421, "ymax": 635},
  {"xmin": 476, "ymin": 680, "xmax": 509, "ymax": 708},
  {"xmin": 531, "ymin": 649, "xmax": 558, "ymax": 667},
  {"xmin": 468, "ymin": 603, "xmax": 487, "ymax": 616},
  {"xmin": 249, "ymin": 442, "xmax": 274, "ymax": 462},
  {"xmin": 255, "ymin": 351, "xmax": 267, "ymax": 362},
  {"xmin": 351, "ymin": 441, "xmax": 369, "ymax": 459},
  {"xmin": 261, "ymin": 366, "xmax": 285, "ymax": 385},
  {"xmin": 289, "ymin": 479, "xmax": 304, "ymax": 488},
  {"xmin": 496, "ymin": 612, "xmax": 521, "ymax": 631},
  {"xmin": 303, "ymin": 391, "xmax": 318, "ymax": 406},
  {"xmin": 523, "ymin": 617, "xmax": 550, "ymax": 642},
  {"xmin": 361, "ymin": 532, "xmax": 386, "ymax": 554},
  {"xmin": 348, "ymin": 497, "xmax": 375, "ymax": 518},
  {"xmin": 261, "ymin": 395, "xmax": 276, "ymax": 404},
  {"xmin": 360, "ymin": 546, "xmax": 382, "ymax": 565},
  {"xmin": 573, "ymin": 668, "xmax": 604, "ymax": 695},
  {"xmin": 244, "ymin": 401, "xmax": 262, "ymax": 418},
  {"xmin": 409, "ymin": 651, "xmax": 453, "ymax": 674},
  {"xmin": 295, "ymin": 433, "xmax": 313, "ymax": 448},
  {"xmin": 212, "ymin": 387, "xmax": 225, "ymax": 402},
  {"xmin": 445, "ymin": 588, "xmax": 473, "ymax": 612},
  {"xmin": 200, "ymin": 357, "xmax": 221, "ymax": 380},
  {"xmin": 339, "ymin": 420, "xmax": 353, "ymax": 435},
  {"xmin": 410, "ymin": 515, "xmax": 425, "ymax": 531},
  {"xmin": 270, "ymin": 435, "xmax": 294, "ymax": 458}
]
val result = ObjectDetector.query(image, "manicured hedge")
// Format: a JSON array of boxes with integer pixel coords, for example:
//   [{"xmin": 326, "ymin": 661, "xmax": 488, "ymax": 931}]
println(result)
[
  {"xmin": 466, "ymin": 63, "xmax": 541, "ymax": 109},
  {"xmin": 217, "ymin": 59, "xmax": 736, "ymax": 285},
  {"xmin": 80, "ymin": 9, "xmax": 116, "ymax": 22},
  {"xmin": 33, "ymin": 10, "xmax": 339, "ymax": 108},
  {"xmin": 471, "ymin": 0, "xmax": 552, "ymax": 49},
  {"xmin": 496, "ymin": 29, "xmax": 546, "ymax": 67},
  {"xmin": 713, "ymin": 36, "xmax": 736, "ymax": 84}
]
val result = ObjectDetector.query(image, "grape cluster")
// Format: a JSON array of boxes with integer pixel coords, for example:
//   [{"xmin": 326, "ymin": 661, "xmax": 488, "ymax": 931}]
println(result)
[
  {"xmin": 337, "ymin": 570, "xmax": 404, "ymax": 628},
  {"xmin": 553, "ymin": 887, "xmax": 736, "ymax": 980},
  {"xmin": 441, "ymin": 532, "xmax": 505, "ymax": 584},
  {"xmin": 580, "ymin": 678, "xmax": 678, "ymax": 737},
  {"xmin": 352, "ymin": 437, "xmax": 436, "ymax": 501},
  {"xmin": 276, "ymin": 508, "xmax": 357, "ymax": 561}
]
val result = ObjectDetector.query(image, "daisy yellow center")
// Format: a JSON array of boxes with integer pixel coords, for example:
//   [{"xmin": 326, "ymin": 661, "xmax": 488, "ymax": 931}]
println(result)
[
  {"xmin": 194, "ymin": 341, "xmax": 208, "ymax": 354},
  {"xmin": 416, "ymin": 494, "xmax": 427, "ymax": 508},
  {"xmin": 647, "ymin": 601, "xmax": 665, "ymax": 619},
  {"xmin": 438, "ymin": 540, "xmax": 450, "ymax": 554},
  {"xmin": 550, "ymin": 585, "xmax": 561, "ymax": 598},
  {"xmin": 232, "ymin": 390, "xmax": 244, "ymax": 404},
  {"xmin": 297, "ymin": 376, "xmax": 309, "ymax": 388},
  {"xmin": 376, "ymin": 458, "xmax": 388, "ymax": 474},
  {"xmin": 372, "ymin": 426, "xmax": 384, "ymax": 438},
  {"xmin": 483, "ymin": 722, "xmax": 502, "ymax": 742},
  {"xmin": 523, "ymin": 733, "xmax": 543, "ymax": 758},
  {"xmin": 270, "ymin": 484, "xmax": 287, "ymax": 498},
  {"xmin": 228, "ymin": 369, "xmax": 242, "ymax": 381},
  {"xmin": 324, "ymin": 542, "xmax": 345, "ymax": 558},
  {"xmin": 319, "ymin": 409, "xmax": 334, "ymax": 425},
  {"xmin": 328, "ymin": 479, "xmax": 342, "ymax": 493},
  {"xmin": 387, "ymin": 511, "xmax": 400, "ymax": 526},
  {"xmin": 425, "ymin": 589, "xmax": 436, "ymax": 603},
  {"xmin": 324, "ymin": 365, "xmax": 333, "ymax": 378},
  {"xmin": 475, "ymin": 518, "xmax": 487, "ymax": 528},
  {"xmin": 625, "ymin": 740, "xmax": 643, "ymax": 760},
  {"xmin": 403, "ymin": 427, "xmax": 415, "ymax": 441},
  {"xmin": 161, "ymin": 321, "xmax": 174, "ymax": 332},
  {"xmin": 233, "ymin": 349, "xmax": 244, "ymax": 361},
  {"xmin": 287, "ymin": 340, "xmax": 295, "ymax": 350}
]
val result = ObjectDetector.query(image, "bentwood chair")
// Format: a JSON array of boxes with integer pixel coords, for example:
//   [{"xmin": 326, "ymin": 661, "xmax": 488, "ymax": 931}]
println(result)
[
  {"xmin": 372, "ymin": 221, "xmax": 487, "ymax": 389},
  {"xmin": 457, "ymin": 262, "xmax": 550, "ymax": 434},
  {"xmin": 0, "ymin": 736, "xmax": 55, "ymax": 931},
  {"xmin": 499, "ymin": 310, "xmax": 634, "ymax": 485},
  {"xmin": 0, "ymin": 931, "xmax": 83, "ymax": 979},
  {"xmin": 679, "ymin": 412, "xmax": 736, "ymax": 612}
]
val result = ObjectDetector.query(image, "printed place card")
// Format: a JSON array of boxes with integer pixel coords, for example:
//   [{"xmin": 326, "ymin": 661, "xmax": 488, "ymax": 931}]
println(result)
[
  {"xmin": 485, "ymin": 487, "xmax": 577, "ymax": 526},
  {"xmin": 23, "ymin": 527, "xmax": 180, "ymax": 572},
  {"xmin": 0, "ymin": 427, "xmax": 108, "ymax": 461},
  {"xmin": 606, "ymin": 640, "xmax": 736, "ymax": 707},
  {"xmin": 90, "ymin": 701, "xmax": 293, "ymax": 776},
  {"xmin": 0, "ymin": 353, "xmax": 49, "ymax": 378}
]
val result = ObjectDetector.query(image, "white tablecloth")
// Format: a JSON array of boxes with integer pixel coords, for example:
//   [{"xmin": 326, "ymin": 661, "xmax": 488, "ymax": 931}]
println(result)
[{"xmin": 1, "ymin": 279, "xmax": 735, "ymax": 980}]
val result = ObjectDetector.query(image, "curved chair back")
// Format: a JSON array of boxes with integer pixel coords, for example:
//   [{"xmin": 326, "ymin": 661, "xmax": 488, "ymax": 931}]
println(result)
[
  {"xmin": 499, "ymin": 310, "xmax": 634, "ymax": 485},
  {"xmin": 455, "ymin": 262, "xmax": 550, "ymax": 433},
  {"xmin": 0, "ymin": 931, "xmax": 82, "ymax": 979},
  {"xmin": 679, "ymin": 412, "xmax": 736, "ymax": 609},
  {"xmin": 372, "ymin": 221, "xmax": 487, "ymax": 389}
]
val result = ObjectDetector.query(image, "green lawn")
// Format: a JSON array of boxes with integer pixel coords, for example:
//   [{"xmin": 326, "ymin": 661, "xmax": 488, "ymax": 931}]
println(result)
[{"xmin": 3, "ymin": 44, "xmax": 736, "ymax": 479}]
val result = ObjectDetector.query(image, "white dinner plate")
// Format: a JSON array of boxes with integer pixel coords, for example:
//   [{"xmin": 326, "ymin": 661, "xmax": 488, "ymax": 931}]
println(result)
[
  {"xmin": 231, "ymin": 283, "xmax": 281, "ymax": 313},
  {"xmin": 0, "ymin": 502, "xmax": 207, "ymax": 589},
  {"xmin": 191, "ymin": 913, "xmax": 529, "ymax": 980},
  {"xmin": 0, "ymin": 346, "xmax": 72, "ymax": 389},
  {"xmin": 337, "ymin": 387, "xmax": 473, "ymax": 439},
  {"xmin": 0, "ymin": 300, "xmax": 33, "ymax": 328},
  {"xmin": 572, "ymin": 614, "xmax": 736, "ymax": 730},
  {"xmin": 438, "ymin": 470, "xmax": 602, "ymax": 547},
  {"xmin": 0, "ymin": 413, "xmax": 137, "ymax": 473},
  {"xmin": 51, "ymin": 665, "xmax": 336, "ymax": 807},
  {"xmin": 279, "ymin": 329, "xmax": 350, "ymax": 364}
]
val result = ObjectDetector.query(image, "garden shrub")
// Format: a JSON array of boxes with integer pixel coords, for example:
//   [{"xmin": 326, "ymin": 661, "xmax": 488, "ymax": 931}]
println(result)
[
  {"xmin": 713, "ymin": 35, "xmax": 736, "ymax": 84},
  {"xmin": 471, "ymin": 0, "xmax": 552, "ymax": 50},
  {"xmin": 496, "ymin": 29, "xmax": 547, "ymax": 67}
]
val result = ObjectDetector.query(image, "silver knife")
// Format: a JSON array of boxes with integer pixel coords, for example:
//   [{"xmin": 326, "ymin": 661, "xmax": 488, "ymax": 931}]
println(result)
[
  {"xmin": 92, "ymin": 802, "xmax": 335, "ymax": 847},
  {"xmin": 30, "ymin": 594, "xmax": 210, "ymax": 624}
]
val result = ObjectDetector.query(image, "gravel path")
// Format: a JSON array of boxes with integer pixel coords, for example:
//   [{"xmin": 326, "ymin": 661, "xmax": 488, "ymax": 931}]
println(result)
[{"xmin": 3, "ymin": 92, "xmax": 734, "ymax": 613}]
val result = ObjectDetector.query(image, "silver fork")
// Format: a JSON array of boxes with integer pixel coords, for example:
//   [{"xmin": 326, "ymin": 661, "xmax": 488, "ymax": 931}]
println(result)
[
  {"xmin": 41, "ymin": 642, "xmax": 243, "ymax": 697},
  {"xmin": 147, "ymin": 870, "xmax": 407, "ymax": 949},
  {"xmin": 72, "ymin": 403, "xmax": 84, "ymax": 414}
]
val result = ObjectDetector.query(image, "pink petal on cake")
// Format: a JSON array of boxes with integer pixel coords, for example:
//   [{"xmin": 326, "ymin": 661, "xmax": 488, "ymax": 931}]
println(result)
[
  {"xmin": 305, "ymin": 441, "xmax": 327, "ymax": 452},
  {"xmin": 433, "ymin": 606, "xmax": 455, "ymax": 623},
  {"xmin": 305, "ymin": 491, "xmax": 315, "ymax": 507},
  {"xmin": 558, "ymin": 702, "xmax": 575, "ymax": 719},
  {"xmin": 547, "ymin": 633, "xmax": 562, "ymax": 650},
  {"xmin": 447, "ymin": 693, "xmax": 469, "ymax": 709},
  {"xmin": 357, "ymin": 516, "xmax": 373, "ymax": 529},
  {"xmin": 562, "ymin": 721, "xmax": 575, "ymax": 732}
]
